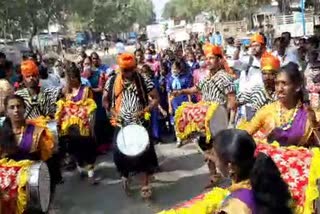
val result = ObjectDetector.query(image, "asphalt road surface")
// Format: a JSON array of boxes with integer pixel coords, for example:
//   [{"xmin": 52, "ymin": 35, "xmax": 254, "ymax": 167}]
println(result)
[{"xmin": 54, "ymin": 142, "xmax": 209, "ymax": 214}]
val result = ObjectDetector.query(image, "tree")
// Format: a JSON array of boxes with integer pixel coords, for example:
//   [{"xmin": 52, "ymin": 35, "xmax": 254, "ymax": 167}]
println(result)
[
  {"xmin": 0, "ymin": 0, "xmax": 68, "ymax": 50},
  {"xmin": 162, "ymin": 0, "xmax": 271, "ymax": 22}
]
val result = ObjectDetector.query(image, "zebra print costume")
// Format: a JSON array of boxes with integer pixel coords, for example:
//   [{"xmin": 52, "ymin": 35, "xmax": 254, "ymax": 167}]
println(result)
[
  {"xmin": 237, "ymin": 85, "xmax": 276, "ymax": 111},
  {"xmin": 15, "ymin": 87, "xmax": 61, "ymax": 119},
  {"xmin": 196, "ymin": 70, "xmax": 235, "ymax": 105},
  {"xmin": 104, "ymin": 73, "xmax": 154, "ymax": 125}
]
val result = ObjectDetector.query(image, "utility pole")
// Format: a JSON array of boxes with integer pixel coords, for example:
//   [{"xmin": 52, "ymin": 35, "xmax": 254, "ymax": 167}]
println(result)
[{"xmin": 301, "ymin": 0, "xmax": 306, "ymax": 36}]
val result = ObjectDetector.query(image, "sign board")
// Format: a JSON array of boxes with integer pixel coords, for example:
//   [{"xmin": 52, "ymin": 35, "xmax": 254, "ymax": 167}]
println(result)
[
  {"xmin": 146, "ymin": 24, "xmax": 165, "ymax": 40},
  {"xmin": 192, "ymin": 23, "xmax": 206, "ymax": 33},
  {"xmin": 156, "ymin": 37, "xmax": 169, "ymax": 50},
  {"xmin": 172, "ymin": 30, "xmax": 190, "ymax": 42}
]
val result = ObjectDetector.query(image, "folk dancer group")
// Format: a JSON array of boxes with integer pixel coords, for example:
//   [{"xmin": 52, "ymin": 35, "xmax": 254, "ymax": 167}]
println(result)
[{"xmin": 0, "ymin": 31, "xmax": 319, "ymax": 213}]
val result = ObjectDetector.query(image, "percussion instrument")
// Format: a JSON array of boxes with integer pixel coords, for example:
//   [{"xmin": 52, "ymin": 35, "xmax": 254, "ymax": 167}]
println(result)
[
  {"xmin": 116, "ymin": 124, "xmax": 150, "ymax": 157},
  {"xmin": 0, "ymin": 160, "xmax": 50, "ymax": 213},
  {"xmin": 175, "ymin": 102, "xmax": 228, "ymax": 142},
  {"xmin": 27, "ymin": 162, "xmax": 51, "ymax": 212}
]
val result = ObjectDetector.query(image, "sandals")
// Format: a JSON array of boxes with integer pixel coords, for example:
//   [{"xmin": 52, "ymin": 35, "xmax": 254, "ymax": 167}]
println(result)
[{"xmin": 140, "ymin": 185, "xmax": 152, "ymax": 200}]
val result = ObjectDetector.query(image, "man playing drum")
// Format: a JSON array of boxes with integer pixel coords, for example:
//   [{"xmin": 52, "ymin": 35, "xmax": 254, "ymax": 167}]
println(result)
[
  {"xmin": 103, "ymin": 53, "xmax": 159, "ymax": 199},
  {"xmin": 172, "ymin": 45, "xmax": 236, "ymax": 188},
  {"xmin": 172, "ymin": 44, "xmax": 236, "ymax": 113}
]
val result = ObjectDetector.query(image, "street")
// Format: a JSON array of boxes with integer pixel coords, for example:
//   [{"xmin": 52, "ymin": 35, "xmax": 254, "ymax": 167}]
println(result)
[{"xmin": 55, "ymin": 142, "xmax": 209, "ymax": 214}]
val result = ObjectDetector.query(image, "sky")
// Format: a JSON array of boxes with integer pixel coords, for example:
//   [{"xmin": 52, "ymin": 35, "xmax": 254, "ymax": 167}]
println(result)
[{"xmin": 152, "ymin": 0, "xmax": 170, "ymax": 19}]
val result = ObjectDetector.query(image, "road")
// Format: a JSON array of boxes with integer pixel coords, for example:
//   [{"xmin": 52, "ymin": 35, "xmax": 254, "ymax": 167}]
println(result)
[{"xmin": 54, "ymin": 142, "xmax": 210, "ymax": 214}]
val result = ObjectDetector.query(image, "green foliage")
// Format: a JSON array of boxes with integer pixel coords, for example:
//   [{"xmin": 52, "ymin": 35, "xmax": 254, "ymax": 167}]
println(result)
[
  {"xmin": 162, "ymin": 0, "xmax": 271, "ymax": 21},
  {"xmin": 0, "ymin": 0, "xmax": 155, "ymax": 41}
]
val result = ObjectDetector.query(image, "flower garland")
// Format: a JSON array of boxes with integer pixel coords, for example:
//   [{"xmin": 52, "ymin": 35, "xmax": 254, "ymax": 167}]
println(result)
[
  {"xmin": 158, "ymin": 188, "xmax": 230, "ymax": 214},
  {"xmin": 174, "ymin": 102, "xmax": 219, "ymax": 142},
  {"xmin": 55, "ymin": 98, "xmax": 97, "ymax": 136},
  {"xmin": 0, "ymin": 158, "xmax": 33, "ymax": 214}
]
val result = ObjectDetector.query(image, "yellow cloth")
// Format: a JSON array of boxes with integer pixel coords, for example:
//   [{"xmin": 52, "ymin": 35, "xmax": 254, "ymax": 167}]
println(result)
[
  {"xmin": 27, "ymin": 117, "xmax": 55, "ymax": 161},
  {"xmin": 238, "ymin": 101, "xmax": 313, "ymax": 147}
]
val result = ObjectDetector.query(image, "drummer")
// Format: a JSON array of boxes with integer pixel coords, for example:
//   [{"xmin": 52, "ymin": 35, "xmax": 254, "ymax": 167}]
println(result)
[
  {"xmin": 236, "ymin": 53, "xmax": 280, "ymax": 123},
  {"xmin": 55, "ymin": 62, "xmax": 98, "ymax": 184},
  {"xmin": 0, "ymin": 94, "xmax": 57, "ymax": 187},
  {"xmin": 171, "ymin": 44, "xmax": 236, "ymax": 187},
  {"xmin": 103, "ymin": 53, "xmax": 159, "ymax": 199},
  {"xmin": 15, "ymin": 60, "xmax": 61, "ymax": 120},
  {"xmin": 172, "ymin": 45, "xmax": 236, "ymax": 111}
]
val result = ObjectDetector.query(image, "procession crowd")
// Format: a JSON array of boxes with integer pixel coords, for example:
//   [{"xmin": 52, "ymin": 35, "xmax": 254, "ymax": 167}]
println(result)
[{"xmin": 0, "ymin": 30, "xmax": 319, "ymax": 214}]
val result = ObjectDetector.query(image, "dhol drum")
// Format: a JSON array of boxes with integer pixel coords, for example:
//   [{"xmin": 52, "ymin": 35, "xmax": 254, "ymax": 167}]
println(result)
[
  {"xmin": 27, "ymin": 162, "xmax": 51, "ymax": 212},
  {"xmin": 116, "ymin": 124, "xmax": 150, "ymax": 157},
  {"xmin": 174, "ymin": 102, "xmax": 228, "ymax": 143},
  {"xmin": 0, "ymin": 160, "xmax": 50, "ymax": 213}
]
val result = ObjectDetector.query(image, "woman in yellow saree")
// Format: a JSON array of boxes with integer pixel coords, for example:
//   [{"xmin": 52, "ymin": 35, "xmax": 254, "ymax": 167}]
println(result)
[{"xmin": 239, "ymin": 62, "xmax": 319, "ymax": 147}]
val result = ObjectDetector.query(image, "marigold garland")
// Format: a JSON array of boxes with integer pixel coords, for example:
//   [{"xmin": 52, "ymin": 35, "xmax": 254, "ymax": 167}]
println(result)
[
  {"xmin": 174, "ymin": 102, "xmax": 219, "ymax": 143},
  {"xmin": 0, "ymin": 158, "xmax": 34, "ymax": 214},
  {"xmin": 158, "ymin": 188, "xmax": 230, "ymax": 214},
  {"xmin": 55, "ymin": 98, "xmax": 97, "ymax": 136}
]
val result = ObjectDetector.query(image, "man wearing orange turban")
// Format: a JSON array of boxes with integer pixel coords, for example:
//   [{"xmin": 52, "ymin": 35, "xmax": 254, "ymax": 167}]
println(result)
[
  {"xmin": 15, "ymin": 59, "xmax": 62, "ymax": 119},
  {"xmin": 236, "ymin": 52, "xmax": 280, "ymax": 122},
  {"xmin": 102, "ymin": 52, "xmax": 159, "ymax": 199},
  {"xmin": 234, "ymin": 33, "xmax": 267, "ymax": 124},
  {"xmin": 171, "ymin": 43, "xmax": 237, "ymax": 188},
  {"xmin": 174, "ymin": 44, "xmax": 236, "ymax": 110}
]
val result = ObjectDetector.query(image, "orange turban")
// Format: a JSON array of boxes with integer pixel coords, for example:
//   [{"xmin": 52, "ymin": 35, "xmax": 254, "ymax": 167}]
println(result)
[
  {"xmin": 250, "ymin": 33, "xmax": 265, "ymax": 45},
  {"xmin": 117, "ymin": 53, "xmax": 136, "ymax": 69},
  {"xmin": 261, "ymin": 53, "xmax": 280, "ymax": 73},
  {"xmin": 203, "ymin": 44, "xmax": 223, "ymax": 57},
  {"xmin": 21, "ymin": 60, "xmax": 39, "ymax": 77}
]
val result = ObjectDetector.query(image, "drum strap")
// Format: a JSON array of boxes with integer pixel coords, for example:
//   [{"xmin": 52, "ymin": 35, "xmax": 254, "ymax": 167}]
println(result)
[{"xmin": 108, "ymin": 73, "xmax": 148, "ymax": 110}]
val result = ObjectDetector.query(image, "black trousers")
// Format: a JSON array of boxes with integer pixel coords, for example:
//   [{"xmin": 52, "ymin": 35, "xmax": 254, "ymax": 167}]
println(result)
[
  {"xmin": 112, "ymin": 123, "xmax": 159, "ymax": 178},
  {"xmin": 59, "ymin": 135, "xmax": 97, "ymax": 167}
]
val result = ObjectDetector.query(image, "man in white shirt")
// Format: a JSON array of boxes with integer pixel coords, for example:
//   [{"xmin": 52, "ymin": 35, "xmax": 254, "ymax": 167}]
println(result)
[
  {"xmin": 233, "ymin": 33, "xmax": 267, "ymax": 123},
  {"xmin": 236, "ymin": 33, "xmax": 266, "ymax": 93},
  {"xmin": 273, "ymin": 35, "xmax": 300, "ymax": 67}
]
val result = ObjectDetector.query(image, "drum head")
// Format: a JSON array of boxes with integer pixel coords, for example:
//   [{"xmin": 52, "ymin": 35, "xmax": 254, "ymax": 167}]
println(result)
[
  {"xmin": 116, "ymin": 124, "xmax": 149, "ymax": 157},
  {"xmin": 28, "ymin": 162, "xmax": 51, "ymax": 212},
  {"xmin": 209, "ymin": 105, "xmax": 228, "ymax": 137}
]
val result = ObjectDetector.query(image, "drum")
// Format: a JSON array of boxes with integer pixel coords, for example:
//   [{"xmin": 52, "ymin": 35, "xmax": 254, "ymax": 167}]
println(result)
[
  {"xmin": 174, "ymin": 102, "xmax": 228, "ymax": 142},
  {"xmin": 27, "ymin": 162, "xmax": 51, "ymax": 212},
  {"xmin": 116, "ymin": 124, "xmax": 150, "ymax": 157},
  {"xmin": 0, "ymin": 160, "xmax": 50, "ymax": 213}
]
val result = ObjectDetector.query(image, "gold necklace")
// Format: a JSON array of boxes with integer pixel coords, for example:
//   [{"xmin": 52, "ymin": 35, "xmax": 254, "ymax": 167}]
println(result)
[{"xmin": 277, "ymin": 101, "xmax": 300, "ymax": 130}]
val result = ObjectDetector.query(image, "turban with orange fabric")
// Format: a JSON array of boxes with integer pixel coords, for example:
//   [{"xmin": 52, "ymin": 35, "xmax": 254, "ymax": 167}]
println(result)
[
  {"xmin": 117, "ymin": 53, "xmax": 136, "ymax": 69},
  {"xmin": 250, "ymin": 33, "xmax": 265, "ymax": 45},
  {"xmin": 21, "ymin": 60, "xmax": 39, "ymax": 77},
  {"xmin": 261, "ymin": 53, "xmax": 280, "ymax": 73},
  {"xmin": 203, "ymin": 44, "xmax": 223, "ymax": 57}
]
